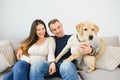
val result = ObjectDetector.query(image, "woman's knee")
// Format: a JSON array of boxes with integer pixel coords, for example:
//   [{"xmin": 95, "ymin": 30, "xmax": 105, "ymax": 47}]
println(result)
[
  {"xmin": 30, "ymin": 60, "xmax": 49, "ymax": 73},
  {"xmin": 13, "ymin": 60, "xmax": 30, "ymax": 73}
]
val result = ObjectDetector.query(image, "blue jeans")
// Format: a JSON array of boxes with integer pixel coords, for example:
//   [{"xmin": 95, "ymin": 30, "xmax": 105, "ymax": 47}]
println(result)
[
  {"xmin": 3, "ymin": 60, "xmax": 30, "ymax": 80},
  {"xmin": 59, "ymin": 61, "xmax": 80, "ymax": 80},
  {"xmin": 30, "ymin": 60, "xmax": 51, "ymax": 80},
  {"xmin": 30, "ymin": 60, "xmax": 80, "ymax": 80}
]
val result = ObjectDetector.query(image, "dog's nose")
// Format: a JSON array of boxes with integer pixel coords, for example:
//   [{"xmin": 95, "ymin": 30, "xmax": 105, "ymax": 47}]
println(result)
[{"xmin": 89, "ymin": 35, "xmax": 93, "ymax": 40}]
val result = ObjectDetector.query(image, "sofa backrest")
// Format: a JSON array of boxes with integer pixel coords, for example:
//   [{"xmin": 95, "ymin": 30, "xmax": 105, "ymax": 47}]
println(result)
[
  {"xmin": 9, "ymin": 36, "xmax": 120, "ymax": 52},
  {"xmin": 101, "ymin": 36, "xmax": 120, "ymax": 47},
  {"xmin": 9, "ymin": 39, "xmax": 23, "ymax": 52}
]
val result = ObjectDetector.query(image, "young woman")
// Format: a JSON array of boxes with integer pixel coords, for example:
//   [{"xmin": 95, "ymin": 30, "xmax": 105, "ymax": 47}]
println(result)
[{"xmin": 3, "ymin": 19, "xmax": 56, "ymax": 80}]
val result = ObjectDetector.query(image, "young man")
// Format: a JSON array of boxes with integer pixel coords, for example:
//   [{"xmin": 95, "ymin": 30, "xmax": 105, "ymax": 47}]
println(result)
[{"xmin": 48, "ymin": 19, "xmax": 94, "ymax": 80}]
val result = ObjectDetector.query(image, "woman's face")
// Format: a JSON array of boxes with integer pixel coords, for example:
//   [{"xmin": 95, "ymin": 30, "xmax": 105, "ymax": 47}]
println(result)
[{"xmin": 36, "ymin": 24, "xmax": 46, "ymax": 39}]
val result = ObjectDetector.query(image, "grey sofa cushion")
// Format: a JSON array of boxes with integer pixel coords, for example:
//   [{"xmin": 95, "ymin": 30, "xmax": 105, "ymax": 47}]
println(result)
[
  {"xmin": 0, "ymin": 54, "xmax": 11, "ymax": 73},
  {"xmin": 79, "ymin": 68, "xmax": 120, "ymax": 80},
  {"xmin": 0, "ymin": 40, "xmax": 16, "ymax": 66},
  {"xmin": 96, "ymin": 46, "xmax": 120, "ymax": 71}
]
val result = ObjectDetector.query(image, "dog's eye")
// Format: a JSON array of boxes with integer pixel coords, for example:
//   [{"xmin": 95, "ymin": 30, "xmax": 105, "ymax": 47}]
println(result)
[
  {"xmin": 84, "ymin": 28, "xmax": 87, "ymax": 31},
  {"xmin": 92, "ymin": 29, "xmax": 94, "ymax": 31}
]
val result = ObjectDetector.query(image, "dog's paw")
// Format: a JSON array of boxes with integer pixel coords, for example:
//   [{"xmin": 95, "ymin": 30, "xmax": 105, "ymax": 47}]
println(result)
[
  {"xmin": 55, "ymin": 59, "xmax": 59, "ymax": 63},
  {"xmin": 86, "ymin": 68, "xmax": 95, "ymax": 73},
  {"xmin": 63, "ymin": 59, "xmax": 71, "ymax": 62}
]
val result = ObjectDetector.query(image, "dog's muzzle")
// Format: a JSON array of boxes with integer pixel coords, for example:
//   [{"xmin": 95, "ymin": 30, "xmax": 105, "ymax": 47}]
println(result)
[{"xmin": 89, "ymin": 35, "xmax": 93, "ymax": 40}]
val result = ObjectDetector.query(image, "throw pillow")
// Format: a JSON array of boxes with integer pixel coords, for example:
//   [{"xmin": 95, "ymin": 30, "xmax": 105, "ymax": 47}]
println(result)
[
  {"xmin": 96, "ymin": 46, "xmax": 120, "ymax": 71},
  {"xmin": 0, "ymin": 40, "xmax": 16, "ymax": 66},
  {"xmin": 0, "ymin": 53, "xmax": 10, "ymax": 73}
]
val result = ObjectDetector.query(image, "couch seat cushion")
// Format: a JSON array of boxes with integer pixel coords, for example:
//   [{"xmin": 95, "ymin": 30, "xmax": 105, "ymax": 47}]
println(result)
[{"xmin": 79, "ymin": 68, "xmax": 120, "ymax": 80}]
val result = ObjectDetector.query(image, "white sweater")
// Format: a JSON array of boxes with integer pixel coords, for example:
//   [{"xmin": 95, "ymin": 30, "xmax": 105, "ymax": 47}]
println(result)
[{"xmin": 28, "ymin": 37, "xmax": 56, "ymax": 63}]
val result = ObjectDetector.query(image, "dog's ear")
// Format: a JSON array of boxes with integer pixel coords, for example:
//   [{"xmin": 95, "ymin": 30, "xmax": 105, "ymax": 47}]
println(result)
[
  {"xmin": 76, "ymin": 23, "xmax": 83, "ymax": 36},
  {"xmin": 94, "ymin": 24, "xmax": 99, "ymax": 35}
]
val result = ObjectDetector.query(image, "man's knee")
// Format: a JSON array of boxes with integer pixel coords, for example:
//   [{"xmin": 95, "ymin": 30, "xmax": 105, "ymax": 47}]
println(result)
[{"xmin": 60, "ymin": 61, "xmax": 75, "ymax": 72}]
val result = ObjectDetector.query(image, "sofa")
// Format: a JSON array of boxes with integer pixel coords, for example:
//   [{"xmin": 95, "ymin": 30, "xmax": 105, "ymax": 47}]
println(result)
[{"xmin": 0, "ymin": 36, "xmax": 120, "ymax": 80}]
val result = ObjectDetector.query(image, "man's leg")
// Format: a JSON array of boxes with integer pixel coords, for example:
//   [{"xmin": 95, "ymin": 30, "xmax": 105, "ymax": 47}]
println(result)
[{"xmin": 60, "ymin": 61, "xmax": 82, "ymax": 80}]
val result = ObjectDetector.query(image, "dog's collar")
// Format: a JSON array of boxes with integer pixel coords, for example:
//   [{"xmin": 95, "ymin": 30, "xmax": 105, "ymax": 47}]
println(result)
[{"xmin": 76, "ymin": 34, "xmax": 85, "ymax": 42}]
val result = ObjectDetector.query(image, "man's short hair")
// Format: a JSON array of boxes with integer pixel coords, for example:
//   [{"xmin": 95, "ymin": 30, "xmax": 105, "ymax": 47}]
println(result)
[{"xmin": 48, "ymin": 19, "xmax": 60, "ymax": 28}]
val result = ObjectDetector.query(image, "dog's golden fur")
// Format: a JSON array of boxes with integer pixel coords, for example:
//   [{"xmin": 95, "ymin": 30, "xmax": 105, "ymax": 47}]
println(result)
[{"xmin": 55, "ymin": 21, "xmax": 106, "ymax": 72}]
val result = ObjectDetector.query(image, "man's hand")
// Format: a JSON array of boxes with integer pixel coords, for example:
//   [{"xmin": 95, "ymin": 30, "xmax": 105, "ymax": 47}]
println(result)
[
  {"xmin": 49, "ymin": 62, "xmax": 56, "ymax": 75},
  {"xmin": 16, "ymin": 49, "xmax": 23, "ymax": 60},
  {"xmin": 79, "ymin": 44, "xmax": 92, "ymax": 55}
]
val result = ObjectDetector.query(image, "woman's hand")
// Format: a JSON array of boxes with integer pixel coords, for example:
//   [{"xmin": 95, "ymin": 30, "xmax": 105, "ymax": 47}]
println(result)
[
  {"xmin": 49, "ymin": 62, "xmax": 56, "ymax": 75},
  {"xmin": 29, "ymin": 59, "xmax": 32, "ymax": 64},
  {"xmin": 16, "ymin": 49, "xmax": 23, "ymax": 60}
]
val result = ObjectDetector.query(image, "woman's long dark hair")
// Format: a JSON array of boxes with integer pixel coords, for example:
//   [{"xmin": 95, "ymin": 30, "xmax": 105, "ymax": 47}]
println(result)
[{"xmin": 21, "ymin": 19, "xmax": 49, "ymax": 52}]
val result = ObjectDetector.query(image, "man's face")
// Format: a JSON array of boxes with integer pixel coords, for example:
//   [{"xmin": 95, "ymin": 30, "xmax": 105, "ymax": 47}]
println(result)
[{"xmin": 50, "ymin": 21, "xmax": 64, "ymax": 38}]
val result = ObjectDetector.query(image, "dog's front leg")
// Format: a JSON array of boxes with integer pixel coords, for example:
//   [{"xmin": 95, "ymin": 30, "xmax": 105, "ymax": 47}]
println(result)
[
  {"xmin": 64, "ymin": 52, "xmax": 82, "ymax": 62},
  {"xmin": 55, "ymin": 45, "xmax": 70, "ymax": 63},
  {"xmin": 95, "ymin": 39, "xmax": 106, "ymax": 60}
]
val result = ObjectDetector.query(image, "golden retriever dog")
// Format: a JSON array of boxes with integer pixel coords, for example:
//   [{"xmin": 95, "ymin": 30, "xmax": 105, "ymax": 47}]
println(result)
[{"xmin": 55, "ymin": 21, "xmax": 106, "ymax": 73}]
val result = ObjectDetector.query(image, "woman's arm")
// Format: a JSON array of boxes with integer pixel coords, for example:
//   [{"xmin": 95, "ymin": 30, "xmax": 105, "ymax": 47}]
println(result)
[
  {"xmin": 47, "ymin": 37, "xmax": 56, "ymax": 75},
  {"xmin": 47, "ymin": 37, "xmax": 56, "ymax": 62},
  {"xmin": 16, "ymin": 46, "xmax": 23, "ymax": 60}
]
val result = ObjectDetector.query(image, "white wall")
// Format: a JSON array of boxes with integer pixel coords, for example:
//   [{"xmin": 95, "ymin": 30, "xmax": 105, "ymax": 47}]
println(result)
[{"xmin": 0, "ymin": 0, "xmax": 120, "ymax": 40}]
